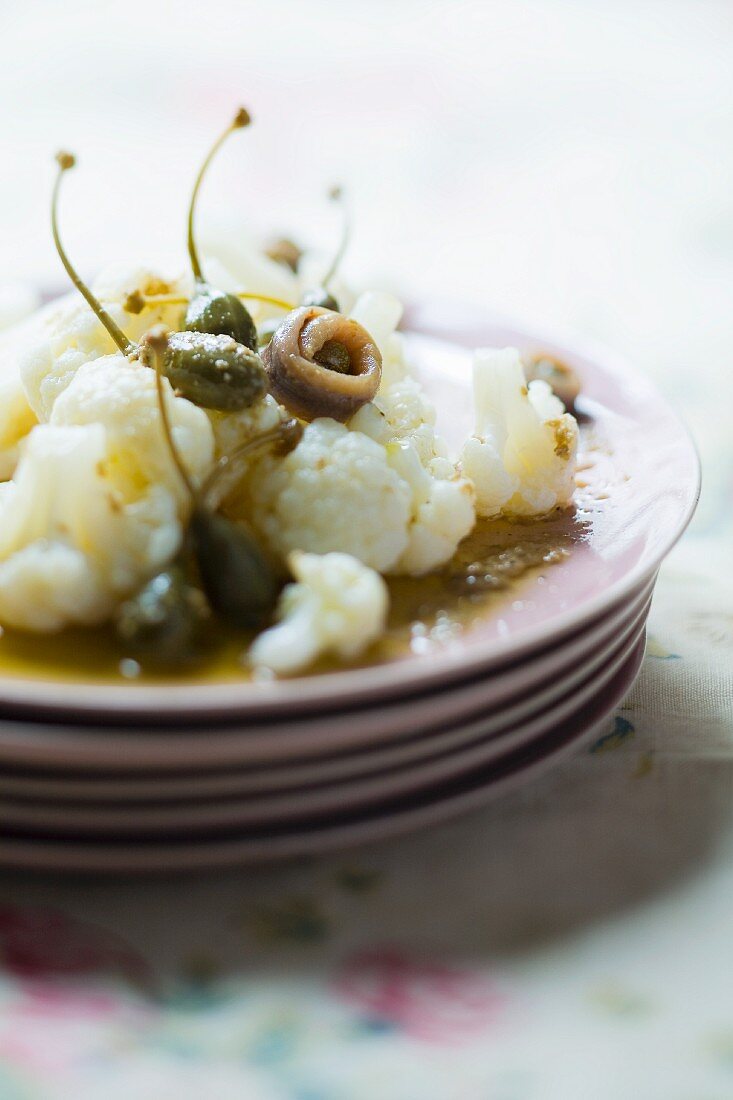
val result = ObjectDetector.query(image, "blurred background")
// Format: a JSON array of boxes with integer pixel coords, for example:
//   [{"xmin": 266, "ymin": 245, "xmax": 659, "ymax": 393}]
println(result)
[{"xmin": 1, "ymin": 0, "xmax": 731, "ymax": 530}]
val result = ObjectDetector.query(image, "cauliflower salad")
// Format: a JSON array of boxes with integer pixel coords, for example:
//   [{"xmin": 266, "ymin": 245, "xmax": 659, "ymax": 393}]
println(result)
[{"xmin": 0, "ymin": 109, "xmax": 580, "ymax": 677}]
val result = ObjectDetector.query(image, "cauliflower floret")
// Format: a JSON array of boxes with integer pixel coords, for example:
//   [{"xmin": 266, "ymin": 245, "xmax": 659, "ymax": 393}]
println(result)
[
  {"xmin": 245, "ymin": 289, "xmax": 475, "ymax": 578},
  {"xmin": 0, "ymin": 314, "xmax": 43, "ymax": 480},
  {"xmin": 351, "ymin": 375, "xmax": 446, "ymax": 467},
  {"xmin": 460, "ymin": 346, "xmax": 578, "ymax": 517},
  {"xmin": 248, "ymin": 419, "xmax": 412, "ymax": 573},
  {"xmin": 0, "ymin": 357, "xmax": 214, "ymax": 631},
  {"xmin": 246, "ymin": 417, "xmax": 474, "ymax": 578},
  {"xmin": 0, "ymin": 425, "xmax": 121, "ymax": 628},
  {"xmin": 250, "ymin": 551, "xmax": 388, "ymax": 675},
  {"xmin": 0, "ymin": 543, "xmax": 109, "ymax": 632},
  {"xmin": 19, "ymin": 266, "xmax": 189, "ymax": 422},
  {"xmin": 0, "ymin": 368, "xmax": 37, "ymax": 481},
  {"xmin": 386, "ymin": 441, "xmax": 475, "ymax": 575},
  {"xmin": 51, "ymin": 354, "xmax": 213, "ymax": 507}
]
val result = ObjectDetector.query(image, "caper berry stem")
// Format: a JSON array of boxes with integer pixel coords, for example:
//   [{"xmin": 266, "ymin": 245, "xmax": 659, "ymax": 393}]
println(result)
[
  {"xmin": 321, "ymin": 185, "xmax": 350, "ymax": 291},
  {"xmin": 201, "ymin": 417, "xmax": 302, "ymax": 506},
  {"xmin": 187, "ymin": 107, "xmax": 251, "ymax": 283},
  {"xmin": 52, "ymin": 152, "xmax": 135, "ymax": 357},
  {"xmin": 145, "ymin": 327, "xmax": 196, "ymax": 501}
]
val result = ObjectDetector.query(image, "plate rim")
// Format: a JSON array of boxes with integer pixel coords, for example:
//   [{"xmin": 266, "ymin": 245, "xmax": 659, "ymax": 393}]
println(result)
[{"xmin": 0, "ymin": 308, "xmax": 699, "ymax": 721}]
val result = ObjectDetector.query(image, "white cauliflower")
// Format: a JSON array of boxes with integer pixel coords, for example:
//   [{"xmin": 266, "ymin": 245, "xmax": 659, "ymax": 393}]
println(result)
[
  {"xmin": 250, "ymin": 551, "xmax": 388, "ymax": 675},
  {"xmin": 0, "ymin": 425, "xmax": 119, "ymax": 629},
  {"xmin": 351, "ymin": 374, "xmax": 445, "ymax": 467},
  {"xmin": 248, "ymin": 418, "xmax": 413, "ymax": 573},
  {"xmin": 50, "ymin": 354, "xmax": 213, "ymax": 507},
  {"xmin": 245, "ymin": 289, "xmax": 475, "ymax": 578},
  {"xmin": 0, "ymin": 314, "xmax": 43, "ymax": 480},
  {"xmin": 348, "ymin": 292, "xmax": 476, "ymax": 572},
  {"xmin": 460, "ymin": 346, "xmax": 578, "ymax": 517},
  {"xmin": 0, "ymin": 365, "xmax": 37, "ymax": 481},
  {"xmin": 19, "ymin": 266, "xmax": 189, "ymax": 423},
  {"xmin": 386, "ymin": 440, "xmax": 476, "ymax": 576},
  {"xmin": 0, "ymin": 358, "xmax": 214, "ymax": 631}
]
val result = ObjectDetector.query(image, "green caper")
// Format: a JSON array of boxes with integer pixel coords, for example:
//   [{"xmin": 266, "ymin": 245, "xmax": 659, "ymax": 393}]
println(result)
[
  {"xmin": 189, "ymin": 507, "xmax": 279, "ymax": 629},
  {"xmin": 115, "ymin": 565, "xmax": 210, "ymax": 666},
  {"xmin": 185, "ymin": 282, "xmax": 258, "ymax": 350},
  {"xmin": 301, "ymin": 287, "xmax": 339, "ymax": 311},
  {"xmin": 313, "ymin": 338, "xmax": 351, "ymax": 374},
  {"xmin": 160, "ymin": 330, "xmax": 268, "ymax": 412}
]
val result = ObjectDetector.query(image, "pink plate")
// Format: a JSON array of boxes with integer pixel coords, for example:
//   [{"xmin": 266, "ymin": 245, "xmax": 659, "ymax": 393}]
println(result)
[
  {"xmin": 0, "ymin": 310, "xmax": 698, "ymax": 722},
  {"xmin": 0, "ymin": 635, "xmax": 646, "ymax": 872},
  {"xmin": 0, "ymin": 585, "xmax": 652, "ymax": 796},
  {"xmin": 0, "ymin": 615, "xmax": 645, "ymax": 837},
  {"xmin": 0, "ymin": 576, "xmax": 654, "ymax": 772}
]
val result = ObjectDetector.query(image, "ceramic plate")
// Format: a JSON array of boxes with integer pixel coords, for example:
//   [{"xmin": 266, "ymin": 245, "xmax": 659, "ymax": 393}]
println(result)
[
  {"xmin": 0, "ymin": 635, "xmax": 645, "ymax": 872},
  {"xmin": 0, "ymin": 309, "xmax": 698, "ymax": 722},
  {"xmin": 0, "ymin": 615, "xmax": 646, "ymax": 837},
  {"xmin": 0, "ymin": 584, "xmax": 652, "ymax": 795},
  {"xmin": 0, "ymin": 576, "xmax": 654, "ymax": 773}
]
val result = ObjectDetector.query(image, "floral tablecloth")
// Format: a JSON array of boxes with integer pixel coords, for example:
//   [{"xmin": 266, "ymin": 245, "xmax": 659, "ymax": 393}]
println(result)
[{"xmin": 1, "ymin": 1, "xmax": 732, "ymax": 1096}]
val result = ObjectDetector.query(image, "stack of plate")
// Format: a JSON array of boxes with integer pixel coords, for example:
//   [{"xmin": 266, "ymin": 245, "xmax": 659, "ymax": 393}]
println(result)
[{"xmin": 0, "ymin": 309, "xmax": 699, "ymax": 872}]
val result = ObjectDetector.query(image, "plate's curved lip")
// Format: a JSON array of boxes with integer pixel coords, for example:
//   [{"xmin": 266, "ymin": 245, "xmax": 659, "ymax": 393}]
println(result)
[{"xmin": 0, "ymin": 310, "xmax": 700, "ymax": 720}]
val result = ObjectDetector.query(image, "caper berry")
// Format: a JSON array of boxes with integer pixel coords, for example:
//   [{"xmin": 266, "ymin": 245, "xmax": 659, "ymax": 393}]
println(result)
[
  {"xmin": 115, "ymin": 566, "xmax": 210, "ymax": 666},
  {"xmin": 265, "ymin": 237, "xmax": 302, "ymax": 272},
  {"xmin": 190, "ymin": 507, "xmax": 279, "ymax": 629},
  {"xmin": 185, "ymin": 282, "xmax": 258, "ymax": 351},
  {"xmin": 525, "ymin": 355, "xmax": 581, "ymax": 413},
  {"xmin": 301, "ymin": 287, "xmax": 339, "ymax": 311},
  {"xmin": 160, "ymin": 330, "xmax": 268, "ymax": 412}
]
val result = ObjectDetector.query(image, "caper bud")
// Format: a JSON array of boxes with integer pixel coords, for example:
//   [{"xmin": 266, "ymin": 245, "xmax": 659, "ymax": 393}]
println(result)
[
  {"xmin": 265, "ymin": 237, "xmax": 302, "ymax": 272},
  {"xmin": 159, "ymin": 330, "xmax": 268, "ymax": 412},
  {"xmin": 185, "ymin": 283, "xmax": 258, "ymax": 351},
  {"xmin": 301, "ymin": 287, "xmax": 340, "ymax": 312},
  {"xmin": 115, "ymin": 566, "xmax": 210, "ymax": 667},
  {"xmin": 190, "ymin": 507, "xmax": 279, "ymax": 629}
]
